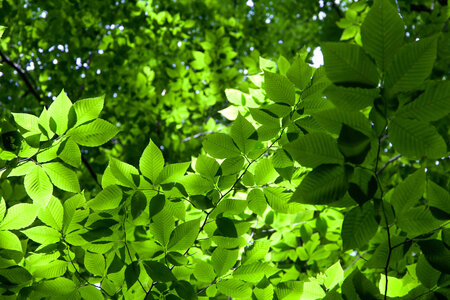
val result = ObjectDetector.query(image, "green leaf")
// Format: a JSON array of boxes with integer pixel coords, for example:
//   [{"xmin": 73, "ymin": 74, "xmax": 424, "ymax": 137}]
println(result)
[
  {"xmin": 391, "ymin": 168, "xmax": 425, "ymax": 214},
  {"xmin": 0, "ymin": 231, "xmax": 22, "ymax": 252},
  {"xmin": 211, "ymin": 247, "xmax": 239, "ymax": 276},
  {"xmin": 265, "ymin": 186, "xmax": 303, "ymax": 214},
  {"xmin": 348, "ymin": 168, "xmax": 377, "ymax": 205},
  {"xmin": 249, "ymin": 108, "xmax": 280, "ymax": 127},
  {"xmin": 418, "ymin": 239, "xmax": 450, "ymax": 274},
  {"xmin": 254, "ymin": 158, "xmax": 278, "ymax": 185},
  {"xmin": 194, "ymin": 155, "xmax": 220, "ymax": 180},
  {"xmin": 321, "ymin": 42, "xmax": 379, "ymax": 87},
  {"xmin": 247, "ymin": 189, "xmax": 267, "ymax": 216},
  {"xmin": 143, "ymin": 260, "xmax": 176, "ymax": 282},
  {"xmin": 0, "ymin": 266, "xmax": 32, "ymax": 284},
  {"xmin": 87, "ymin": 185, "xmax": 123, "ymax": 210},
  {"xmin": 397, "ymin": 207, "xmax": 442, "ymax": 237},
  {"xmin": 38, "ymin": 108, "xmax": 54, "ymax": 139},
  {"xmin": 35, "ymin": 277, "xmax": 76, "ymax": 296},
  {"xmin": 361, "ymin": 0, "xmax": 404, "ymax": 71},
  {"xmin": 225, "ymin": 89, "xmax": 246, "ymax": 106},
  {"xmin": 395, "ymin": 81, "xmax": 450, "ymax": 122},
  {"xmin": 217, "ymin": 279, "xmax": 252, "ymax": 298},
  {"xmin": 149, "ymin": 206, "xmax": 173, "ymax": 247},
  {"xmin": 7, "ymin": 161, "xmax": 35, "ymax": 177},
  {"xmin": 193, "ymin": 260, "xmax": 216, "ymax": 282},
  {"xmin": 155, "ymin": 162, "xmax": 190, "ymax": 185},
  {"xmin": 323, "ymin": 85, "xmax": 378, "ymax": 111},
  {"xmin": 0, "ymin": 198, "xmax": 5, "ymax": 222},
  {"xmin": 427, "ymin": 180, "xmax": 450, "ymax": 214},
  {"xmin": 131, "ymin": 190, "xmax": 147, "ymax": 219},
  {"xmin": 286, "ymin": 55, "xmax": 312, "ymax": 90},
  {"xmin": 416, "ymin": 254, "xmax": 441, "ymax": 288},
  {"xmin": 32, "ymin": 259, "xmax": 68, "ymax": 279},
  {"xmin": 291, "ymin": 165, "xmax": 348, "ymax": 205},
  {"xmin": 84, "ymin": 252, "xmax": 105, "ymax": 276},
  {"xmin": 109, "ymin": 157, "xmax": 139, "ymax": 188},
  {"xmin": 42, "ymin": 162, "xmax": 80, "ymax": 193},
  {"xmin": 365, "ymin": 236, "xmax": 406, "ymax": 268},
  {"xmin": 214, "ymin": 217, "xmax": 238, "ymax": 238},
  {"xmin": 68, "ymin": 119, "xmax": 118, "ymax": 147},
  {"xmin": 313, "ymin": 108, "xmax": 373, "ymax": 136},
  {"xmin": 24, "ymin": 164, "xmax": 53, "ymax": 207},
  {"xmin": 47, "ymin": 90, "xmax": 73, "ymax": 135},
  {"xmin": 166, "ymin": 252, "xmax": 188, "ymax": 266},
  {"xmin": 140, "ymin": 139, "xmax": 165, "ymax": 184},
  {"xmin": 230, "ymin": 114, "xmax": 257, "ymax": 154},
  {"xmin": 57, "ymin": 138, "xmax": 81, "ymax": 167},
  {"xmin": 179, "ymin": 174, "xmax": 214, "ymax": 195},
  {"xmin": 385, "ymin": 36, "xmax": 438, "ymax": 95},
  {"xmin": 38, "ymin": 196, "xmax": 63, "ymax": 231},
  {"xmin": 168, "ymin": 218, "xmax": 200, "ymax": 252},
  {"xmin": 203, "ymin": 133, "xmax": 241, "ymax": 159},
  {"xmin": 12, "ymin": 113, "xmax": 40, "ymax": 132},
  {"xmin": 73, "ymin": 95, "xmax": 104, "ymax": 126},
  {"xmin": 233, "ymin": 262, "xmax": 277, "ymax": 282},
  {"xmin": 0, "ymin": 203, "xmax": 38, "ymax": 230},
  {"xmin": 260, "ymin": 56, "xmax": 276, "ymax": 72},
  {"xmin": 284, "ymin": 132, "xmax": 344, "ymax": 168},
  {"xmin": 22, "ymin": 225, "xmax": 61, "ymax": 244},
  {"xmin": 174, "ymin": 280, "xmax": 197, "ymax": 300},
  {"xmin": 264, "ymin": 71, "xmax": 296, "ymax": 105},
  {"xmin": 78, "ymin": 285, "xmax": 104, "ymax": 300},
  {"xmin": 341, "ymin": 202, "xmax": 378, "ymax": 250},
  {"xmin": 337, "ymin": 124, "xmax": 371, "ymax": 164},
  {"xmin": 389, "ymin": 117, "xmax": 446, "ymax": 159},
  {"xmin": 324, "ymin": 261, "xmax": 344, "ymax": 290},
  {"xmin": 125, "ymin": 261, "xmax": 141, "ymax": 289}
]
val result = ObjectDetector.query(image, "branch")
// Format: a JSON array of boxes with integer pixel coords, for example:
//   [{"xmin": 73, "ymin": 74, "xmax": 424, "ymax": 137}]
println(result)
[
  {"xmin": 376, "ymin": 154, "xmax": 401, "ymax": 175},
  {"xmin": 64, "ymin": 243, "xmax": 112, "ymax": 297},
  {"xmin": 81, "ymin": 155, "xmax": 101, "ymax": 187},
  {"xmin": 182, "ymin": 131, "xmax": 214, "ymax": 142},
  {"xmin": 0, "ymin": 50, "xmax": 45, "ymax": 105}
]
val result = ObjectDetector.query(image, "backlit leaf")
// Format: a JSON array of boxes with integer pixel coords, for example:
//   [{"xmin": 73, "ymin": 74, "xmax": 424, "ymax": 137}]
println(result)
[
  {"xmin": 68, "ymin": 118, "xmax": 118, "ymax": 147},
  {"xmin": 321, "ymin": 42, "xmax": 379, "ymax": 87},
  {"xmin": 341, "ymin": 202, "xmax": 378, "ymax": 250},
  {"xmin": 389, "ymin": 117, "xmax": 446, "ymax": 159},
  {"xmin": 361, "ymin": 0, "xmax": 404, "ymax": 71},
  {"xmin": 140, "ymin": 139, "xmax": 165, "ymax": 184},
  {"xmin": 24, "ymin": 164, "xmax": 53, "ymax": 207},
  {"xmin": 168, "ymin": 218, "xmax": 200, "ymax": 252},
  {"xmin": 42, "ymin": 162, "xmax": 80, "ymax": 193},
  {"xmin": 264, "ymin": 71, "xmax": 295, "ymax": 105},
  {"xmin": 0, "ymin": 203, "xmax": 38, "ymax": 230},
  {"xmin": 385, "ymin": 36, "xmax": 438, "ymax": 95},
  {"xmin": 203, "ymin": 133, "xmax": 241, "ymax": 159},
  {"xmin": 291, "ymin": 165, "xmax": 348, "ymax": 205},
  {"xmin": 284, "ymin": 132, "xmax": 344, "ymax": 168}
]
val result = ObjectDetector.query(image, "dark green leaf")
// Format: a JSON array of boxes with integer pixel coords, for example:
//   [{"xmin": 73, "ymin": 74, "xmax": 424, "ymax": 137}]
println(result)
[
  {"xmin": 337, "ymin": 124, "xmax": 371, "ymax": 164},
  {"xmin": 361, "ymin": 0, "xmax": 404, "ymax": 71},
  {"xmin": 125, "ymin": 261, "xmax": 141, "ymax": 289},
  {"xmin": 144, "ymin": 261, "xmax": 177, "ymax": 282},
  {"xmin": 341, "ymin": 202, "xmax": 378, "ymax": 250},
  {"xmin": 291, "ymin": 165, "xmax": 348, "ymax": 205},
  {"xmin": 284, "ymin": 132, "xmax": 344, "ymax": 168},
  {"xmin": 321, "ymin": 43, "xmax": 379, "ymax": 87}
]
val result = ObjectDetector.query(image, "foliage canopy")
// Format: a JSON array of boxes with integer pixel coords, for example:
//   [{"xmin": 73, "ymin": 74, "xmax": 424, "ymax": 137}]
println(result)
[{"xmin": 0, "ymin": 0, "xmax": 449, "ymax": 299}]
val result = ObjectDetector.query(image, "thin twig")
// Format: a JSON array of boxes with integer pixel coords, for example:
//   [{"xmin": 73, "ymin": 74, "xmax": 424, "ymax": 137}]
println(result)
[
  {"xmin": 375, "ymin": 134, "xmax": 392, "ymax": 300},
  {"xmin": 64, "ymin": 245, "xmax": 112, "ymax": 297},
  {"xmin": 122, "ymin": 215, "xmax": 146, "ymax": 293},
  {"xmin": 0, "ymin": 50, "xmax": 46, "ymax": 105},
  {"xmin": 376, "ymin": 154, "xmax": 401, "ymax": 175}
]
